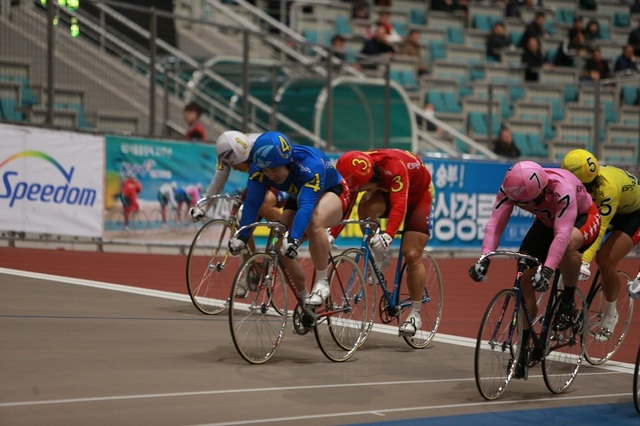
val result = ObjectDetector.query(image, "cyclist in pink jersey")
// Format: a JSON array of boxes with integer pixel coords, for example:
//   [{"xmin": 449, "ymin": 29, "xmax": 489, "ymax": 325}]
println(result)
[{"xmin": 469, "ymin": 161, "xmax": 601, "ymax": 379}]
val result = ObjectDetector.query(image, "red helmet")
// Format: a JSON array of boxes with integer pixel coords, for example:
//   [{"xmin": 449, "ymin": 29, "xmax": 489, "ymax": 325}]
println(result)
[
  {"xmin": 336, "ymin": 151, "xmax": 374, "ymax": 191},
  {"xmin": 502, "ymin": 161, "xmax": 548, "ymax": 202}
]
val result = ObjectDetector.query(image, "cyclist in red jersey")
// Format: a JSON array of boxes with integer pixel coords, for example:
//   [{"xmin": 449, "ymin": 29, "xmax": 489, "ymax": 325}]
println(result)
[
  {"xmin": 120, "ymin": 176, "xmax": 142, "ymax": 230},
  {"xmin": 332, "ymin": 149, "xmax": 433, "ymax": 337}
]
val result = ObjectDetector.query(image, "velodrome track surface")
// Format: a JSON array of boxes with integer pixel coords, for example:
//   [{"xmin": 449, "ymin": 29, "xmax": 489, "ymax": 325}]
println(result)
[{"xmin": 1, "ymin": 246, "xmax": 639, "ymax": 425}]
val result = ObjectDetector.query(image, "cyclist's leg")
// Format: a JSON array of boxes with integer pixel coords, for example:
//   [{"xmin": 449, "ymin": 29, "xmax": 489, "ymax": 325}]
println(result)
[
  {"xmin": 258, "ymin": 189, "xmax": 284, "ymax": 222},
  {"xmin": 555, "ymin": 207, "xmax": 601, "ymax": 332},
  {"xmin": 398, "ymin": 195, "xmax": 431, "ymax": 334},
  {"xmin": 595, "ymin": 231, "xmax": 633, "ymax": 303},
  {"xmin": 278, "ymin": 208, "xmax": 307, "ymax": 297},
  {"xmin": 357, "ymin": 190, "xmax": 390, "ymax": 269},
  {"xmin": 305, "ymin": 191, "xmax": 345, "ymax": 304}
]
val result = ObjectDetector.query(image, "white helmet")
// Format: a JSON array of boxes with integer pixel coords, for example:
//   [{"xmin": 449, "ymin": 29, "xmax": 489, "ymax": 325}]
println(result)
[{"xmin": 216, "ymin": 131, "xmax": 252, "ymax": 166}]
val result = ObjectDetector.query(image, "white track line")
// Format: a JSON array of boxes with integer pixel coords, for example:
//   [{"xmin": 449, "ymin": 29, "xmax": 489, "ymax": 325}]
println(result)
[
  {"xmin": 0, "ymin": 267, "xmax": 635, "ymax": 376},
  {"xmin": 0, "ymin": 376, "xmax": 626, "ymax": 408}
]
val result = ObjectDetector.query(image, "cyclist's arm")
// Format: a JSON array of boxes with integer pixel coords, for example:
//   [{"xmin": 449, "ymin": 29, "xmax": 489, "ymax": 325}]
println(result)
[
  {"xmin": 481, "ymin": 189, "xmax": 514, "ymax": 254},
  {"xmin": 237, "ymin": 170, "xmax": 268, "ymax": 240},
  {"xmin": 168, "ymin": 189, "xmax": 178, "ymax": 209},
  {"xmin": 582, "ymin": 186, "xmax": 619, "ymax": 263},
  {"xmin": 385, "ymin": 163, "xmax": 410, "ymax": 238},
  {"xmin": 205, "ymin": 161, "xmax": 231, "ymax": 197},
  {"xmin": 545, "ymin": 200, "xmax": 578, "ymax": 270}
]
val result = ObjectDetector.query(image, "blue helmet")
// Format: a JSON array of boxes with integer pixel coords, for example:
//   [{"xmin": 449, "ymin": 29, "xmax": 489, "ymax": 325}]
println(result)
[{"xmin": 252, "ymin": 132, "xmax": 293, "ymax": 169}]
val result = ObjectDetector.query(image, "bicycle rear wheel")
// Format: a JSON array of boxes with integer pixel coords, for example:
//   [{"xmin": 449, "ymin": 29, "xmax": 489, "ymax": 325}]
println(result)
[
  {"xmin": 585, "ymin": 271, "xmax": 634, "ymax": 365},
  {"xmin": 186, "ymin": 219, "xmax": 236, "ymax": 315},
  {"xmin": 542, "ymin": 288, "xmax": 587, "ymax": 394},
  {"xmin": 228, "ymin": 253, "xmax": 287, "ymax": 364},
  {"xmin": 104, "ymin": 210, "xmax": 126, "ymax": 236},
  {"xmin": 474, "ymin": 289, "xmax": 521, "ymax": 401},
  {"xmin": 340, "ymin": 248, "xmax": 377, "ymax": 348},
  {"xmin": 634, "ymin": 344, "xmax": 640, "ymax": 414},
  {"xmin": 399, "ymin": 250, "xmax": 443, "ymax": 349},
  {"xmin": 315, "ymin": 254, "xmax": 367, "ymax": 362}
]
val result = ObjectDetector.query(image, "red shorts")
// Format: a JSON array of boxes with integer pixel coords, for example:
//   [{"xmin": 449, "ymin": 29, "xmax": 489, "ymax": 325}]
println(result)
[
  {"xmin": 576, "ymin": 202, "xmax": 602, "ymax": 252},
  {"xmin": 380, "ymin": 189, "xmax": 432, "ymax": 236}
]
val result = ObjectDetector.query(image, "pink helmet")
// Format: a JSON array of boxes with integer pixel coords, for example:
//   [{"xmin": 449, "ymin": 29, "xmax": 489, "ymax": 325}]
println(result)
[{"xmin": 502, "ymin": 161, "xmax": 548, "ymax": 202}]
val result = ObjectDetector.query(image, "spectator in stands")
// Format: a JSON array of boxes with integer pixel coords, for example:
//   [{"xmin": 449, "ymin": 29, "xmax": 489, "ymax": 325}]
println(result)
[
  {"xmin": 417, "ymin": 102, "xmax": 443, "ymax": 135},
  {"xmin": 519, "ymin": 11, "xmax": 548, "ymax": 48},
  {"xmin": 579, "ymin": 0, "xmax": 596, "ymax": 11},
  {"xmin": 400, "ymin": 29, "xmax": 427, "ymax": 75},
  {"xmin": 521, "ymin": 36, "xmax": 545, "ymax": 82},
  {"xmin": 184, "ymin": 102, "xmax": 206, "ymax": 141},
  {"xmin": 368, "ymin": 10, "xmax": 402, "ymax": 44},
  {"xmin": 582, "ymin": 48, "xmax": 611, "ymax": 82},
  {"xmin": 430, "ymin": 0, "xmax": 453, "ymax": 12},
  {"xmin": 493, "ymin": 127, "xmax": 521, "ymax": 158},
  {"xmin": 486, "ymin": 21, "xmax": 511, "ymax": 62},
  {"xmin": 628, "ymin": 18, "xmax": 640, "ymax": 57},
  {"xmin": 504, "ymin": 0, "xmax": 537, "ymax": 18},
  {"xmin": 331, "ymin": 34, "xmax": 347, "ymax": 61},
  {"xmin": 614, "ymin": 44, "xmax": 640, "ymax": 74},
  {"xmin": 351, "ymin": 0, "xmax": 370, "ymax": 19},
  {"xmin": 584, "ymin": 20, "xmax": 601, "ymax": 43},
  {"xmin": 554, "ymin": 31, "xmax": 587, "ymax": 67},
  {"xmin": 568, "ymin": 15, "xmax": 585, "ymax": 39},
  {"xmin": 360, "ymin": 23, "xmax": 395, "ymax": 68}
]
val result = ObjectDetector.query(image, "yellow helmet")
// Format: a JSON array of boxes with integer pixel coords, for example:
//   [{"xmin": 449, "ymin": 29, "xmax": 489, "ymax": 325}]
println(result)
[{"xmin": 560, "ymin": 149, "xmax": 600, "ymax": 184}]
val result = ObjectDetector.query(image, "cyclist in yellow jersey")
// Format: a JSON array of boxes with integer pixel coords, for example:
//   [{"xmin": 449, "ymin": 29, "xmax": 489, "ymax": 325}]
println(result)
[{"xmin": 561, "ymin": 149, "xmax": 640, "ymax": 342}]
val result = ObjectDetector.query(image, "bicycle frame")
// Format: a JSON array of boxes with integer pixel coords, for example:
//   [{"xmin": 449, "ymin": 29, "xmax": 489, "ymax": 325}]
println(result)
[
  {"xmin": 480, "ymin": 251, "xmax": 562, "ymax": 363},
  {"xmin": 341, "ymin": 219, "xmax": 428, "ymax": 318}
]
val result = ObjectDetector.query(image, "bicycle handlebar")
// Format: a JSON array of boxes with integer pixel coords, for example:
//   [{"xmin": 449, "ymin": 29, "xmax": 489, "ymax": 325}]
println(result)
[
  {"xmin": 234, "ymin": 221, "xmax": 288, "ymax": 238},
  {"xmin": 195, "ymin": 194, "xmax": 242, "ymax": 209},
  {"xmin": 337, "ymin": 219, "xmax": 381, "ymax": 230},
  {"xmin": 479, "ymin": 251, "xmax": 540, "ymax": 266}
]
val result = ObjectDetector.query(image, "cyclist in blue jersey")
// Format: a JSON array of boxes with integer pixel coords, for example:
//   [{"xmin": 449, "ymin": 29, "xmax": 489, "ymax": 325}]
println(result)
[{"xmin": 228, "ymin": 132, "xmax": 352, "ymax": 306}]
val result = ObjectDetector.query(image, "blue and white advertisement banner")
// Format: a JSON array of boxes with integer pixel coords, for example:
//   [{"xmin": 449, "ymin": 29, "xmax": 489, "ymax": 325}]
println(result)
[
  {"xmin": 422, "ymin": 157, "xmax": 534, "ymax": 250},
  {"xmin": 0, "ymin": 124, "xmax": 104, "ymax": 237}
]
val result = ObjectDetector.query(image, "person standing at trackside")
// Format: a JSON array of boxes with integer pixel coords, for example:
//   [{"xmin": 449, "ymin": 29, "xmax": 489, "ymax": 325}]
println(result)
[
  {"xmin": 561, "ymin": 149, "xmax": 640, "ymax": 342},
  {"xmin": 469, "ymin": 161, "xmax": 601, "ymax": 379},
  {"xmin": 227, "ymin": 132, "xmax": 351, "ymax": 306},
  {"xmin": 188, "ymin": 131, "xmax": 286, "ymax": 224},
  {"xmin": 330, "ymin": 149, "xmax": 433, "ymax": 337},
  {"xmin": 157, "ymin": 181, "xmax": 178, "ymax": 227},
  {"xmin": 184, "ymin": 102, "xmax": 207, "ymax": 141}
]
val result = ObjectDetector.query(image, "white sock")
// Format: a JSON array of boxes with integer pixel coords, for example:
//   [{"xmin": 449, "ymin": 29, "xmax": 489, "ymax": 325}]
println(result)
[
  {"xmin": 411, "ymin": 300, "xmax": 421, "ymax": 313},
  {"xmin": 604, "ymin": 300, "xmax": 617, "ymax": 317},
  {"xmin": 315, "ymin": 269, "xmax": 327, "ymax": 283}
]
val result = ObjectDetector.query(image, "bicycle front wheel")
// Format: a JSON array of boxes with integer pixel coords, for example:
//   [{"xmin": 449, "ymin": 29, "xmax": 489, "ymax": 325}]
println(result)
[
  {"xmin": 186, "ymin": 219, "xmax": 236, "ymax": 315},
  {"xmin": 399, "ymin": 250, "xmax": 444, "ymax": 349},
  {"xmin": 315, "ymin": 254, "xmax": 367, "ymax": 362},
  {"xmin": 585, "ymin": 271, "xmax": 634, "ymax": 365},
  {"xmin": 634, "ymin": 344, "xmax": 640, "ymax": 414},
  {"xmin": 340, "ymin": 248, "xmax": 377, "ymax": 348},
  {"xmin": 228, "ymin": 253, "xmax": 287, "ymax": 364},
  {"xmin": 474, "ymin": 289, "xmax": 521, "ymax": 401},
  {"xmin": 542, "ymin": 288, "xmax": 587, "ymax": 394}
]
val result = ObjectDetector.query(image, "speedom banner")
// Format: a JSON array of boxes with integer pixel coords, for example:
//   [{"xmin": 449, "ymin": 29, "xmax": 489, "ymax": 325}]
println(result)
[{"xmin": 0, "ymin": 124, "xmax": 104, "ymax": 237}]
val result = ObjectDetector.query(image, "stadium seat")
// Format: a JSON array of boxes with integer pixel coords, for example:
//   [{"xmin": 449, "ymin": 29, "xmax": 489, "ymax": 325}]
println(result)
[
  {"xmin": 0, "ymin": 97, "xmax": 24, "ymax": 122},
  {"xmin": 335, "ymin": 15, "xmax": 353, "ymax": 36},
  {"xmin": 409, "ymin": 9, "xmax": 427, "ymax": 25},
  {"xmin": 621, "ymin": 86, "xmax": 640, "ymax": 106}
]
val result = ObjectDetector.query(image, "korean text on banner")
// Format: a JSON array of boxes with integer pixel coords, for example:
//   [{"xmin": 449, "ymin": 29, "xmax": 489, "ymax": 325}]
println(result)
[{"xmin": 0, "ymin": 124, "xmax": 104, "ymax": 238}]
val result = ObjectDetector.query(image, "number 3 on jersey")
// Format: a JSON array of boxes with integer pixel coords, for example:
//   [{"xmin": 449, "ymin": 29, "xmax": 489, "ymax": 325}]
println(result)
[
  {"xmin": 304, "ymin": 173, "xmax": 321, "ymax": 192},
  {"xmin": 391, "ymin": 175, "xmax": 404, "ymax": 192}
]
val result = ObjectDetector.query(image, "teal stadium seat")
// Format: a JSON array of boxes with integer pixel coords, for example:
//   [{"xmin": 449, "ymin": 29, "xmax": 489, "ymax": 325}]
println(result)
[
  {"xmin": 614, "ymin": 13, "xmax": 630, "ymax": 27},
  {"xmin": 446, "ymin": 27, "xmax": 464, "ymax": 44},
  {"xmin": 621, "ymin": 86, "xmax": 639, "ymax": 105},
  {"xmin": 410, "ymin": 9, "xmax": 427, "ymax": 25},
  {"xmin": 0, "ymin": 97, "xmax": 24, "ymax": 122},
  {"xmin": 335, "ymin": 15, "xmax": 353, "ymax": 37},
  {"xmin": 468, "ymin": 111, "xmax": 500, "ymax": 137},
  {"xmin": 429, "ymin": 40, "xmax": 446, "ymax": 61}
]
